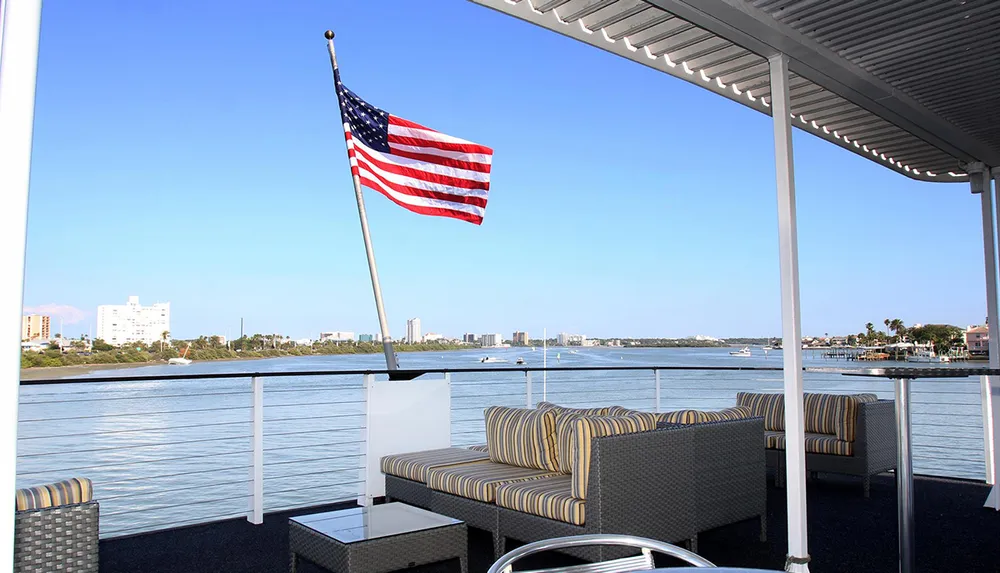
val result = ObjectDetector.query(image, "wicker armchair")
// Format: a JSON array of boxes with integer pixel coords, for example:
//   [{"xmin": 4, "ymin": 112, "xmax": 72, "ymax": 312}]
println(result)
[{"xmin": 14, "ymin": 478, "xmax": 99, "ymax": 573}]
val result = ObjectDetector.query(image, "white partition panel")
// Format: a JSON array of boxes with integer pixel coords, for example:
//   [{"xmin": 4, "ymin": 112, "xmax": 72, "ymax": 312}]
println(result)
[{"xmin": 360, "ymin": 375, "xmax": 451, "ymax": 505}]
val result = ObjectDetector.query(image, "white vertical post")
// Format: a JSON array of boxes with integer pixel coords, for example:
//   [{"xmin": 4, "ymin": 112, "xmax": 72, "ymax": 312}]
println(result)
[
  {"xmin": 359, "ymin": 373, "xmax": 374, "ymax": 506},
  {"xmin": 248, "ymin": 376, "xmax": 264, "ymax": 524},
  {"xmin": 989, "ymin": 168, "xmax": 1000, "ymax": 509},
  {"xmin": 526, "ymin": 371, "xmax": 533, "ymax": 408},
  {"xmin": 769, "ymin": 53, "xmax": 810, "ymax": 573},
  {"xmin": 543, "ymin": 327, "xmax": 547, "ymax": 402},
  {"xmin": 894, "ymin": 377, "xmax": 915, "ymax": 573},
  {"xmin": 654, "ymin": 369, "xmax": 662, "ymax": 413},
  {"xmin": 0, "ymin": 0, "xmax": 42, "ymax": 564},
  {"xmin": 977, "ymin": 169, "xmax": 998, "ymax": 487},
  {"xmin": 981, "ymin": 376, "xmax": 995, "ymax": 486}
]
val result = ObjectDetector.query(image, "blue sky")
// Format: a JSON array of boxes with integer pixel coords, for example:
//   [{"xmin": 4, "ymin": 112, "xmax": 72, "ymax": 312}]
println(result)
[{"xmin": 22, "ymin": 0, "xmax": 988, "ymax": 340}]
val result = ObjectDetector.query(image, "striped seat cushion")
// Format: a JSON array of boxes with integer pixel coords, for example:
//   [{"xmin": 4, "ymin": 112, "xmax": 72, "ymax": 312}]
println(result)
[
  {"xmin": 16, "ymin": 478, "xmax": 93, "ymax": 511},
  {"xmin": 537, "ymin": 401, "xmax": 610, "ymax": 416},
  {"xmin": 380, "ymin": 447, "xmax": 490, "ymax": 483},
  {"xmin": 568, "ymin": 416, "xmax": 647, "ymax": 499},
  {"xmin": 764, "ymin": 431, "xmax": 853, "ymax": 456},
  {"xmin": 485, "ymin": 406, "xmax": 559, "ymax": 471},
  {"xmin": 427, "ymin": 461, "xmax": 558, "ymax": 503},
  {"xmin": 496, "ymin": 474, "xmax": 585, "ymax": 525},
  {"xmin": 737, "ymin": 392, "xmax": 785, "ymax": 431},
  {"xmin": 467, "ymin": 444, "xmax": 490, "ymax": 453}
]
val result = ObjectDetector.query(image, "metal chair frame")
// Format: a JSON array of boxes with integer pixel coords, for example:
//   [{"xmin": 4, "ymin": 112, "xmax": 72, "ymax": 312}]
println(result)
[{"xmin": 487, "ymin": 534, "xmax": 716, "ymax": 573}]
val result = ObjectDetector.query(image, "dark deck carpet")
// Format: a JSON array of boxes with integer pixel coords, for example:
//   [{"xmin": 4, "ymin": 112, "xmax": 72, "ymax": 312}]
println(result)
[{"xmin": 99, "ymin": 474, "xmax": 999, "ymax": 573}]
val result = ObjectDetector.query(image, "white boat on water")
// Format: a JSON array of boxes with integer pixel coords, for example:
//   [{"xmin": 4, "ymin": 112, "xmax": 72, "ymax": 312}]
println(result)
[
  {"xmin": 730, "ymin": 346, "xmax": 752, "ymax": 357},
  {"xmin": 515, "ymin": 357, "xmax": 525, "ymax": 365},
  {"xmin": 480, "ymin": 356, "xmax": 508, "ymax": 363},
  {"xmin": 907, "ymin": 349, "xmax": 950, "ymax": 363},
  {"xmin": 168, "ymin": 346, "xmax": 192, "ymax": 365}
]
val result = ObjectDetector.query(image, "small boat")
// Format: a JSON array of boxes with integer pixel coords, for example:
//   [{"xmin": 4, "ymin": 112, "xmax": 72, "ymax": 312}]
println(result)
[
  {"xmin": 168, "ymin": 346, "xmax": 192, "ymax": 365},
  {"xmin": 480, "ymin": 356, "xmax": 508, "ymax": 363},
  {"xmin": 730, "ymin": 346, "xmax": 752, "ymax": 357},
  {"xmin": 762, "ymin": 345, "xmax": 774, "ymax": 351},
  {"xmin": 515, "ymin": 357, "xmax": 525, "ymax": 365},
  {"xmin": 907, "ymin": 349, "xmax": 950, "ymax": 363},
  {"xmin": 569, "ymin": 350, "xmax": 578, "ymax": 354}
]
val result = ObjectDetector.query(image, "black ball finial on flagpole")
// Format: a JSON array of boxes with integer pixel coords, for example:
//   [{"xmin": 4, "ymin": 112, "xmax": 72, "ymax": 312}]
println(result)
[{"xmin": 324, "ymin": 30, "xmax": 335, "ymax": 40}]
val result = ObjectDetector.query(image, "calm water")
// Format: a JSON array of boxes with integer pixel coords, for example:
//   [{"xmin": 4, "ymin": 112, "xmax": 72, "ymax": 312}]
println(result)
[{"xmin": 16, "ymin": 347, "xmax": 989, "ymax": 537}]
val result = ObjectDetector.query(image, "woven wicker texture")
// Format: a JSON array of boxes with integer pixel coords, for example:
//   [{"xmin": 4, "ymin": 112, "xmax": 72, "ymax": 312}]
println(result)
[
  {"xmin": 289, "ymin": 517, "xmax": 467, "ymax": 573},
  {"xmin": 14, "ymin": 501, "xmax": 99, "ymax": 573}
]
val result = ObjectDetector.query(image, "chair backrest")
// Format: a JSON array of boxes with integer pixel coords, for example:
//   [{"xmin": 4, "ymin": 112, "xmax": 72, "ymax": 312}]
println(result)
[{"xmin": 487, "ymin": 534, "xmax": 716, "ymax": 573}]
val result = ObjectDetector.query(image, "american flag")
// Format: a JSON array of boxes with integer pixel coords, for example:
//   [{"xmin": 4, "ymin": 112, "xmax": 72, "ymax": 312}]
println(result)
[{"xmin": 334, "ymin": 70, "xmax": 494, "ymax": 225}]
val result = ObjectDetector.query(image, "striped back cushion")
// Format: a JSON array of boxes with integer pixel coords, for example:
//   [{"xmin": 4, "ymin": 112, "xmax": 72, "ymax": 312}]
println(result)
[
  {"xmin": 736, "ymin": 392, "xmax": 785, "ymax": 431},
  {"xmin": 658, "ymin": 405, "xmax": 754, "ymax": 425},
  {"xmin": 803, "ymin": 393, "xmax": 852, "ymax": 435},
  {"xmin": 16, "ymin": 478, "xmax": 93, "ymax": 511},
  {"xmin": 606, "ymin": 406, "xmax": 659, "ymax": 431},
  {"xmin": 834, "ymin": 394, "xmax": 879, "ymax": 442},
  {"xmin": 485, "ymin": 406, "xmax": 559, "ymax": 471},
  {"xmin": 568, "ymin": 416, "xmax": 646, "ymax": 499},
  {"xmin": 554, "ymin": 410, "xmax": 648, "ymax": 474},
  {"xmin": 537, "ymin": 401, "xmax": 610, "ymax": 416}
]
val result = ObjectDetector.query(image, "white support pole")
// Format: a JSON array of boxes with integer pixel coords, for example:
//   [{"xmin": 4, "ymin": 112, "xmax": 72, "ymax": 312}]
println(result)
[
  {"xmin": 0, "ymin": 0, "xmax": 42, "ymax": 565},
  {"xmin": 543, "ymin": 328, "xmax": 547, "ymax": 402},
  {"xmin": 768, "ymin": 53, "xmax": 810, "ymax": 573},
  {"xmin": 654, "ymin": 369, "xmax": 662, "ymax": 413},
  {"xmin": 248, "ymin": 376, "xmax": 264, "ymax": 524},
  {"xmin": 978, "ymin": 168, "xmax": 999, "ymax": 487},
  {"xmin": 989, "ymin": 167, "xmax": 1000, "ymax": 509},
  {"xmin": 359, "ymin": 373, "xmax": 374, "ymax": 506},
  {"xmin": 526, "ymin": 371, "xmax": 533, "ymax": 408}
]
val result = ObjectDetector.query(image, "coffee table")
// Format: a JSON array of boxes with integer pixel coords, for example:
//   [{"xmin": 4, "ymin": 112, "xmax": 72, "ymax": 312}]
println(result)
[{"xmin": 289, "ymin": 502, "xmax": 467, "ymax": 573}]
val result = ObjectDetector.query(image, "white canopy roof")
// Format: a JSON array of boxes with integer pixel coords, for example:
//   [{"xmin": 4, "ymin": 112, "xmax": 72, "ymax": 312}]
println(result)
[{"xmin": 470, "ymin": 0, "xmax": 1000, "ymax": 182}]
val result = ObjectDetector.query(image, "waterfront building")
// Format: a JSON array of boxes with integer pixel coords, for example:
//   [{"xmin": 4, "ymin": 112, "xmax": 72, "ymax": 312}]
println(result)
[
  {"xmin": 319, "ymin": 331, "xmax": 354, "ymax": 343},
  {"xmin": 462, "ymin": 333, "xmax": 477, "ymax": 343},
  {"xmin": 480, "ymin": 333, "xmax": 504, "ymax": 347},
  {"xmin": 358, "ymin": 334, "xmax": 374, "ymax": 342},
  {"xmin": 406, "ymin": 318, "xmax": 422, "ymax": 344},
  {"xmin": 96, "ymin": 296, "xmax": 170, "ymax": 346},
  {"xmin": 21, "ymin": 314, "xmax": 50, "ymax": 341},
  {"xmin": 512, "ymin": 331, "xmax": 529, "ymax": 345},
  {"xmin": 422, "ymin": 333, "xmax": 444, "ymax": 342},
  {"xmin": 558, "ymin": 332, "xmax": 586, "ymax": 346},
  {"xmin": 966, "ymin": 325, "xmax": 989, "ymax": 356}
]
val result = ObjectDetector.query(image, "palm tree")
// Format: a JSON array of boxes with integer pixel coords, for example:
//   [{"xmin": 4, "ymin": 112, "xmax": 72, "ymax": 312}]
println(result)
[
  {"xmin": 889, "ymin": 319, "xmax": 904, "ymax": 340},
  {"xmin": 161, "ymin": 330, "xmax": 170, "ymax": 353}
]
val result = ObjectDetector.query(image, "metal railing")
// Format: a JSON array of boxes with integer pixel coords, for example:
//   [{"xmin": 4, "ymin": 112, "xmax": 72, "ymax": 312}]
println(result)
[{"xmin": 16, "ymin": 365, "xmax": 996, "ymax": 538}]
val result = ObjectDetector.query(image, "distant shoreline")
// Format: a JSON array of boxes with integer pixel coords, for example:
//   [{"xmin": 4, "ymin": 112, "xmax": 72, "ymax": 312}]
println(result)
[{"xmin": 18, "ymin": 355, "xmax": 269, "ymax": 381}]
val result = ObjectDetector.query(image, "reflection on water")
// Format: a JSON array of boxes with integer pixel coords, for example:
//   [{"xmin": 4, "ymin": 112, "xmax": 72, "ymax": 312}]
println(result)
[{"xmin": 17, "ymin": 347, "xmax": 988, "ymax": 537}]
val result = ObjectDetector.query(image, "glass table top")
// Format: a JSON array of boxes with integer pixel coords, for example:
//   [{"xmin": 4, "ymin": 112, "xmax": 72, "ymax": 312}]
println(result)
[{"xmin": 290, "ymin": 502, "xmax": 463, "ymax": 544}]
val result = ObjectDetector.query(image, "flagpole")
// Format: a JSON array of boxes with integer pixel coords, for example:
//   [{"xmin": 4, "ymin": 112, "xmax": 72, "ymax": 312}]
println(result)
[{"xmin": 324, "ymin": 30, "xmax": 398, "ymax": 372}]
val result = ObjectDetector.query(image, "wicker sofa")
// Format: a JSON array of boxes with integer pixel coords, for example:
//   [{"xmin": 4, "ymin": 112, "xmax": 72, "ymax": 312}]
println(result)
[
  {"xmin": 736, "ymin": 391, "xmax": 897, "ymax": 496},
  {"xmin": 381, "ymin": 403, "xmax": 766, "ymax": 561},
  {"xmin": 14, "ymin": 477, "xmax": 99, "ymax": 573}
]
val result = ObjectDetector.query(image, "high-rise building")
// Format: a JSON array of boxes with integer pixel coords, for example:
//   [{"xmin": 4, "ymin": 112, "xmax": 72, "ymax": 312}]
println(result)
[
  {"xmin": 512, "ymin": 331, "xmax": 529, "ymax": 345},
  {"xmin": 463, "ymin": 333, "xmax": 477, "ymax": 343},
  {"xmin": 21, "ymin": 314, "xmax": 50, "ymax": 341},
  {"xmin": 480, "ymin": 333, "xmax": 505, "ymax": 347},
  {"xmin": 406, "ymin": 318, "xmax": 422, "ymax": 344},
  {"xmin": 558, "ymin": 332, "xmax": 586, "ymax": 346},
  {"xmin": 96, "ymin": 296, "xmax": 170, "ymax": 346}
]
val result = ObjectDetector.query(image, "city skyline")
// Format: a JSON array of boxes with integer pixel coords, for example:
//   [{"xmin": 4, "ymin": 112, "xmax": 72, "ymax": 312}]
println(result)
[{"xmin": 20, "ymin": 1, "xmax": 992, "ymax": 343}]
